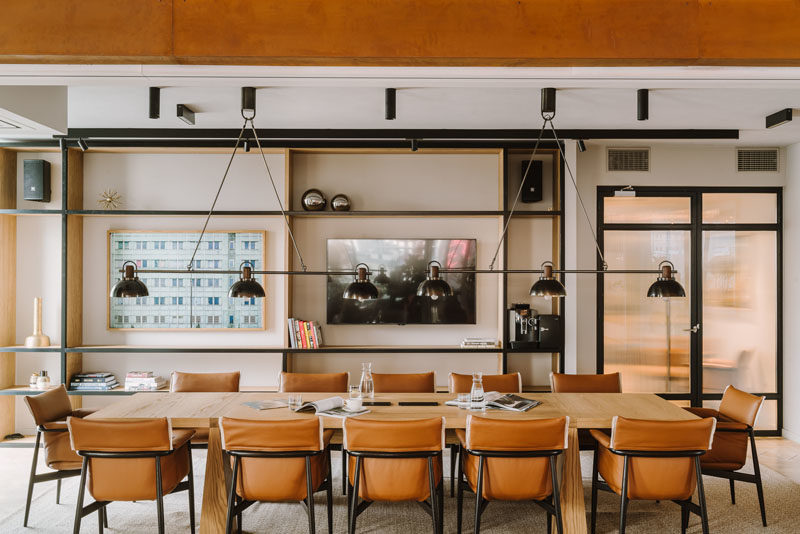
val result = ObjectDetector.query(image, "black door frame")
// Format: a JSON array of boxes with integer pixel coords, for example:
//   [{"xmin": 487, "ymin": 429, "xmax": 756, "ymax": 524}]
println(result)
[{"xmin": 596, "ymin": 186, "xmax": 782, "ymax": 436}]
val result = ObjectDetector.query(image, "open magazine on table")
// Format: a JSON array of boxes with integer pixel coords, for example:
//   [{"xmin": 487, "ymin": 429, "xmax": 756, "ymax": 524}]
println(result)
[
  {"xmin": 294, "ymin": 396, "xmax": 370, "ymax": 418},
  {"xmin": 445, "ymin": 391, "xmax": 541, "ymax": 412}
]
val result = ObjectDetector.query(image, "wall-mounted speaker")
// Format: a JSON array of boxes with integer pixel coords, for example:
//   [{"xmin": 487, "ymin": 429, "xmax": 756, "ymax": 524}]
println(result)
[
  {"xmin": 23, "ymin": 160, "xmax": 51, "ymax": 202},
  {"xmin": 520, "ymin": 160, "xmax": 543, "ymax": 203}
]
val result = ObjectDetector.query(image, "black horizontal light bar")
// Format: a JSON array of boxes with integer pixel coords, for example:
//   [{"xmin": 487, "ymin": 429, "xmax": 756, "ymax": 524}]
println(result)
[{"xmin": 766, "ymin": 108, "xmax": 792, "ymax": 129}]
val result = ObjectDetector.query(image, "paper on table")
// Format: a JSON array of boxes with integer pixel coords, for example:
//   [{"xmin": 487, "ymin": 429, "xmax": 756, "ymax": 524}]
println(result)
[{"xmin": 242, "ymin": 400, "xmax": 288, "ymax": 410}]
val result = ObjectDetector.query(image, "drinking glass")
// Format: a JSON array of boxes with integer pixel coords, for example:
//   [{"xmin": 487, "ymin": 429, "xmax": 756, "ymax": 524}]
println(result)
[
  {"xmin": 457, "ymin": 393, "xmax": 471, "ymax": 409},
  {"xmin": 288, "ymin": 394, "xmax": 302, "ymax": 410},
  {"xmin": 349, "ymin": 384, "xmax": 362, "ymax": 399}
]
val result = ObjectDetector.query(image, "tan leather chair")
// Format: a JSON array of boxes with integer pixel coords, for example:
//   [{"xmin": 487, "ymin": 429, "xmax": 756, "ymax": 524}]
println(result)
[
  {"xmin": 456, "ymin": 415, "xmax": 569, "ymax": 534},
  {"xmin": 344, "ymin": 417, "xmax": 445, "ymax": 534},
  {"xmin": 549, "ymin": 372, "xmax": 622, "ymax": 393},
  {"xmin": 589, "ymin": 416, "xmax": 716, "ymax": 534},
  {"xmin": 372, "ymin": 372, "xmax": 435, "ymax": 393},
  {"xmin": 448, "ymin": 372, "xmax": 522, "ymax": 394},
  {"xmin": 220, "ymin": 417, "xmax": 334, "ymax": 534},
  {"xmin": 684, "ymin": 385, "xmax": 767, "ymax": 526},
  {"xmin": 170, "ymin": 370, "xmax": 241, "ymax": 392},
  {"xmin": 67, "ymin": 417, "xmax": 196, "ymax": 534},
  {"xmin": 278, "ymin": 371, "xmax": 349, "ymax": 393},
  {"xmin": 22, "ymin": 384, "xmax": 97, "ymax": 527}
]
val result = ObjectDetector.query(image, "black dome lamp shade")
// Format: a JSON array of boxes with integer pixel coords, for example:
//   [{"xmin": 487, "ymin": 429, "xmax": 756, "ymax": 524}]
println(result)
[
  {"xmin": 529, "ymin": 261, "xmax": 567, "ymax": 298},
  {"xmin": 647, "ymin": 260, "xmax": 686, "ymax": 298},
  {"xmin": 416, "ymin": 261, "xmax": 453, "ymax": 301},
  {"xmin": 343, "ymin": 263, "xmax": 379, "ymax": 301},
  {"xmin": 228, "ymin": 261, "xmax": 266, "ymax": 299},
  {"xmin": 110, "ymin": 261, "xmax": 149, "ymax": 298}
]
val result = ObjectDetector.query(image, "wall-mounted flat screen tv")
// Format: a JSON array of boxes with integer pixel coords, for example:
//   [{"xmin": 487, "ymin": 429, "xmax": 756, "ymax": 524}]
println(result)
[{"xmin": 327, "ymin": 238, "xmax": 477, "ymax": 325}]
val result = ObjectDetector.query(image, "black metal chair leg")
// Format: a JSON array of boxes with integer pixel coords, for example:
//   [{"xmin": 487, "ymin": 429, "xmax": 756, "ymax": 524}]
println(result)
[
  {"xmin": 549, "ymin": 456, "xmax": 564, "ymax": 534},
  {"xmin": 341, "ymin": 448, "xmax": 348, "ymax": 495},
  {"xmin": 730, "ymin": 478, "xmax": 736, "ymax": 504},
  {"xmin": 103, "ymin": 505, "xmax": 108, "ymax": 528},
  {"xmin": 236, "ymin": 497, "xmax": 243, "ymax": 534},
  {"xmin": 546, "ymin": 500, "xmax": 552, "ymax": 534},
  {"xmin": 590, "ymin": 443, "xmax": 599, "ymax": 534},
  {"xmin": 225, "ymin": 456, "xmax": 240, "ymax": 534},
  {"xmin": 349, "ymin": 456, "xmax": 362, "ymax": 534},
  {"xmin": 306, "ymin": 456, "xmax": 316, "ymax": 534},
  {"xmin": 57, "ymin": 478, "xmax": 61, "ymax": 505},
  {"xmin": 187, "ymin": 444, "xmax": 196, "ymax": 534},
  {"xmin": 456, "ymin": 450, "xmax": 464, "ymax": 534},
  {"xmin": 681, "ymin": 501, "xmax": 689, "ymax": 534},
  {"xmin": 695, "ymin": 457, "xmax": 710, "ymax": 534},
  {"xmin": 750, "ymin": 430, "xmax": 768, "ymax": 526},
  {"xmin": 24, "ymin": 431, "xmax": 42, "ymax": 527},
  {"xmin": 474, "ymin": 456, "xmax": 485, "ymax": 534},
  {"xmin": 449, "ymin": 444, "xmax": 457, "ymax": 497},
  {"xmin": 427, "ymin": 457, "xmax": 437, "ymax": 534},
  {"xmin": 73, "ymin": 458, "xmax": 88, "ymax": 534},
  {"xmin": 619, "ymin": 457, "xmax": 630, "ymax": 534},
  {"xmin": 327, "ymin": 452, "xmax": 334, "ymax": 534},
  {"xmin": 98, "ymin": 502, "xmax": 104, "ymax": 534},
  {"xmin": 155, "ymin": 458, "xmax": 165, "ymax": 534},
  {"xmin": 438, "ymin": 481, "xmax": 444, "ymax": 534}
]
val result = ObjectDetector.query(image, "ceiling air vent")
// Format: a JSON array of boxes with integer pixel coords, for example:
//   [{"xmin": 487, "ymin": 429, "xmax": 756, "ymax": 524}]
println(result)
[
  {"xmin": 607, "ymin": 148, "xmax": 650, "ymax": 172},
  {"xmin": 737, "ymin": 148, "xmax": 779, "ymax": 172}
]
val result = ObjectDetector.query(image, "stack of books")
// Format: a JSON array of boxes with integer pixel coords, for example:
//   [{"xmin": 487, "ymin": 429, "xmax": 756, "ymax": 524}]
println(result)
[
  {"xmin": 460, "ymin": 337, "xmax": 501, "ymax": 349},
  {"xmin": 287, "ymin": 318, "xmax": 324, "ymax": 349},
  {"xmin": 124, "ymin": 371, "xmax": 166, "ymax": 391},
  {"xmin": 70, "ymin": 372, "xmax": 119, "ymax": 391}
]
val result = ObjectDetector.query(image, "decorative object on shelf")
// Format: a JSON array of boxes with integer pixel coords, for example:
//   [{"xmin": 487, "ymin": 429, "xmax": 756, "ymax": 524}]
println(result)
[
  {"xmin": 29, "ymin": 372, "xmax": 39, "ymax": 389},
  {"xmin": 529, "ymin": 261, "xmax": 567, "ymax": 298},
  {"xmin": 124, "ymin": 371, "xmax": 166, "ymax": 392},
  {"xmin": 97, "ymin": 189, "xmax": 122, "ymax": 210},
  {"xmin": 417, "ymin": 261, "xmax": 453, "ymax": 300},
  {"xmin": 343, "ymin": 263, "xmax": 380, "ymax": 301},
  {"xmin": 24, "ymin": 297, "xmax": 51, "ymax": 347},
  {"xmin": 108, "ymin": 231, "xmax": 266, "ymax": 330},
  {"xmin": 301, "ymin": 188, "xmax": 327, "ymax": 211},
  {"xmin": 331, "ymin": 193, "xmax": 351, "ymax": 211},
  {"xmin": 35, "ymin": 370, "xmax": 51, "ymax": 390},
  {"xmin": 287, "ymin": 318, "xmax": 323, "ymax": 348},
  {"xmin": 460, "ymin": 338, "xmax": 501, "ymax": 349},
  {"xmin": 109, "ymin": 260, "xmax": 149, "ymax": 299},
  {"xmin": 647, "ymin": 261, "xmax": 686, "ymax": 298},
  {"xmin": 228, "ymin": 261, "xmax": 266, "ymax": 299}
]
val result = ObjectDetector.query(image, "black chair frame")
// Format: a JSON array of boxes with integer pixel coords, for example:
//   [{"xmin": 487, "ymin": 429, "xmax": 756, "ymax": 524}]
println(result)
[
  {"xmin": 456, "ymin": 447, "xmax": 564, "ymax": 534},
  {"xmin": 590, "ymin": 444, "xmax": 709, "ymax": 534},
  {"xmin": 72, "ymin": 444, "xmax": 195, "ymax": 534},
  {"xmin": 346, "ymin": 449, "xmax": 444, "ymax": 534},
  {"xmin": 701, "ymin": 425, "xmax": 766, "ymax": 526},
  {"xmin": 225, "ymin": 448, "xmax": 333, "ymax": 534}
]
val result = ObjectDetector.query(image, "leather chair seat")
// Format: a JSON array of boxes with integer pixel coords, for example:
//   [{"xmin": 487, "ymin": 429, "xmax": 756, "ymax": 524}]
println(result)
[
  {"xmin": 591, "ymin": 429, "xmax": 697, "ymax": 501},
  {"xmin": 685, "ymin": 407, "xmax": 748, "ymax": 471},
  {"xmin": 87, "ymin": 429, "xmax": 194, "ymax": 502}
]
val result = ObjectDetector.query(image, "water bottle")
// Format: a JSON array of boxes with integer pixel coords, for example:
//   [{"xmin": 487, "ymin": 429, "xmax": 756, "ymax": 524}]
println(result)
[
  {"xmin": 359, "ymin": 362, "xmax": 374, "ymax": 399},
  {"xmin": 470, "ymin": 372, "xmax": 485, "ymax": 410}
]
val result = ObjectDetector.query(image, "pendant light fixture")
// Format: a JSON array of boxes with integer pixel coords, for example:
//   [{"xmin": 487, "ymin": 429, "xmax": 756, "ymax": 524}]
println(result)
[
  {"xmin": 110, "ymin": 261, "xmax": 149, "ymax": 298},
  {"xmin": 373, "ymin": 265, "xmax": 391, "ymax": 285},
  {"xmin": 343, "ymin": 264, "xmax": 380, "ymax": 301},
  {"xmin": 228, "ymin": 261, "xmax": 266, "ymax": 298},
  {"xmin": 529, "ymin": 261, "xmax": 567, "ymax": 298},
  {"xmin": 417, "ymin": 261, "xmax": 453, "ymax": 300},
  {"xmin": 647, "ymin": 261, "xmax": 686, "ymax": 298}
]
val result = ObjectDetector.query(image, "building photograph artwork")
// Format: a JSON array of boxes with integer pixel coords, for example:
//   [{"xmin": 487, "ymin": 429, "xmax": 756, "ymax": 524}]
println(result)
[{"xmin": 108, "ymin": 230, "xmax": 266, "ymax": 329}]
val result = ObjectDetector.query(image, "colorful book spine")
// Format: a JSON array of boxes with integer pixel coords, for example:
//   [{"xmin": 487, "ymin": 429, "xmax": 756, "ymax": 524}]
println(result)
[
  {"xmin": 71, "ymin": 376, "xmax": 117, "ymax": 383},
  {"xmin": 126, "ymin": 371, "xmax": 154, "ymax": 378},
  {"xmin": 294, "ymin": 320, "xmax": 303, "ymax": 349},
  {"xmin": 304, "ymin": 321, "xmax": 313, "ymax": 348}
]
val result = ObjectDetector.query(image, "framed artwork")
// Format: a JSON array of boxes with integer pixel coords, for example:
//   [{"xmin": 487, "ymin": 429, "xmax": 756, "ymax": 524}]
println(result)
[{"xmin": 107, "ymin": 230, "xmax": 267, "ymax": 330}]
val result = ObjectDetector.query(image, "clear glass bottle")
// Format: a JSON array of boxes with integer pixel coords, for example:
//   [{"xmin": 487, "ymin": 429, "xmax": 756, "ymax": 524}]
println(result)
[
  {"xmin": 470, "ymin": 372, "xmax": 485, "ymax": 410},
  {"xmin": 359, "ymin": 362, "xmax": 374, "ymax": 399},
  {"xmin": 36, "ymin": 370, "xmax": 50, "ymax": 390},
  {"xmin": 29, "ymin": 372, "xmax": 39, "ymax": 389}
]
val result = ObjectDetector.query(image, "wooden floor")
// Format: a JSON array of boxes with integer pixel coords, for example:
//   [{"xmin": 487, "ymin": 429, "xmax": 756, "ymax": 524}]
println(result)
[{"xmin": 755, "ymin": 438, "xmax": 800, "ymax": 485}]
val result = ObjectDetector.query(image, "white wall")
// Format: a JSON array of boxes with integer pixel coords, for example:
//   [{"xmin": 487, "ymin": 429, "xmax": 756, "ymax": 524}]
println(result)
[{"xmin": 783, "ymin": 143, "xmax": 800, "ymax": 442}]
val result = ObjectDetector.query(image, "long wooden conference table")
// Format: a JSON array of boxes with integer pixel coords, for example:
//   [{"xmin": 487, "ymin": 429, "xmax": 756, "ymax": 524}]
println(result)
[{"xmin": 89, "ymin": 392, "xmax": 696, "ymax": 534}]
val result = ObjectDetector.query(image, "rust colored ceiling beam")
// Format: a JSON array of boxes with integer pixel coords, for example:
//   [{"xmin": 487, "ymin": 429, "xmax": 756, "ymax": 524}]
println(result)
[{"xmin": 0, "ymin": 1, "xmax": 799, "ymax": 66}]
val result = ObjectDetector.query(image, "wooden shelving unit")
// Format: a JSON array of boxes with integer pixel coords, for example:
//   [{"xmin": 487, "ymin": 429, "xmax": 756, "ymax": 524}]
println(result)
[{"xmin": 0, "ymin": 143, "xmax": 565, "ymax": 439}]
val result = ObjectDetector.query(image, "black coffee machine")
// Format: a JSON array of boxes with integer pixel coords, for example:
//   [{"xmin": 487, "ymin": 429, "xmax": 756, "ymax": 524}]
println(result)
[{"xmin": 508, "ymin": 303, "xmax": 538, "ymax": 349}]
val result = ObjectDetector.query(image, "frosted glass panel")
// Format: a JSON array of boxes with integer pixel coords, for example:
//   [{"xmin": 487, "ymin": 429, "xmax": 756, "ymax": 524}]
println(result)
[
  {"xmin": 702, "ymin": 231, "xmax": 777, "ymax": 393},
  {"xmin": 702, "ymin": 193, "xmax": 777, "ymax": 224},
  {"xmin": 604, "ymin": 197, "xmax": 690, "ymax": 224},
  {"xmin": 604, "ymin": 230, "xmax": 691, "ymax": 393}
]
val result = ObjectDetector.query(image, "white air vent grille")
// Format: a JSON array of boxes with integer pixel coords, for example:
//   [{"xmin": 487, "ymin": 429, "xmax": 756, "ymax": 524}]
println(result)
[
  {"xmin": 607, "ymin": 148, "xmax": 650, "ymax": 172},
  {"xmin": 737, "ymin": 148, "xmax": 778, "ymax": 172},
  {"xmin": 0, "ymin": 118, "xmax": 22, "ymax": 130}
]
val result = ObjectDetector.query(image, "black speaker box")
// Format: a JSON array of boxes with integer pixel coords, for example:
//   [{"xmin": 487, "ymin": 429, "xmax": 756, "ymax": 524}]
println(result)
[
  {"xmin": 520, "ymin": 160, "xmax": 543, "ymax": 203},
  {"xmin": 537, "ymin": 314, "xmax": 562, "ymax": 350},
  {"xmin": 23, "ymin": 160, "xmax": 51, "ymax": 202}
]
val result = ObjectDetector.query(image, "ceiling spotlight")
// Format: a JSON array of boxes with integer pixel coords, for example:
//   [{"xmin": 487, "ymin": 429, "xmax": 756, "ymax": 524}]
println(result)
[
  {"xmin": 530, "ymin": 261, "xmax": 566, "ymax": 298},
  {"xmin": 541, "ymin": 88, "xmax": 556, "ymax": 117},
  {"xmin": 177, "ymin": 104, "xmax": 196, "ymax": 125},
  {"xmin": 385, "ymin": 88, "xmax": 397, "ymax": 120},
  {"xmin": 410, "ymin": 138, "xmax": 419, "ymax": 152},
  {"xmin": 110, "ymin": 261, "xmax": 149, "ymax": 298},
  {"xmin": 417, "ymin": 261, "xmax": 453, "ymax": 301},
  {"xmin": 766, "ymin": 108, "xmax": 792, "ymax": 129},
  {"xmin": 637, "ymin": 89, "xmax": 649, "ymax": 121},
  {"xmin": 577, "ymin": 140, "xmax": 587, "ymax": 152},
  {"xmin": 149, "ymin": 87, "xmax": 160, "ymax": 119},
  {"xmin": 343, "ymin": 263, "xmax": 379, "ymax": 301},
  {"xmin": 243, "ymin": 139, "xmax": 250, "ymax": 153},
  {"xmin": 77, "ymin": 138, "xmax": 88, "ymax": 152},
  {"xmin": 647, "ymin": 261, "xmax": 686, "ymax": 298},
  {"xmin": 242, "ymin": 87, "xmax": 256, "ymax": 118},
  {"xmin": 228, "ymin": 261, "xmax": 265, "ymax": 299}
]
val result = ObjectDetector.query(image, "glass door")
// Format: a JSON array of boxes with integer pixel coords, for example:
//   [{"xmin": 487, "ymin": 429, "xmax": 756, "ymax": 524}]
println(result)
[{"xmin": 598, "ymin": 188, "xmax": 782, "ymax": 433}]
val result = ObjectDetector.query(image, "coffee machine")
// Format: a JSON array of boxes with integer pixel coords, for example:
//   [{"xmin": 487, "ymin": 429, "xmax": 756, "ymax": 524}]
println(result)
[{"xmin": 508, "ymin": 303, "xmax": 538, "ymax": 349}]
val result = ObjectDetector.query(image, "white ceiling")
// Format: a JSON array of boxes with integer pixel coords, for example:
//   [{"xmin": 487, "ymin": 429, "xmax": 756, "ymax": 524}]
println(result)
[{"xmin": 2, "ymin": 65, "xmax": 800, "ymax": 145}]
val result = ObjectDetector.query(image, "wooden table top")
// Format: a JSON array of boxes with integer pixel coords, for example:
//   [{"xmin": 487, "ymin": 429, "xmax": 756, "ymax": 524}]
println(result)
[{"xmin": 88, "ymin": 392, "xmax": 696, "ymax": 429}]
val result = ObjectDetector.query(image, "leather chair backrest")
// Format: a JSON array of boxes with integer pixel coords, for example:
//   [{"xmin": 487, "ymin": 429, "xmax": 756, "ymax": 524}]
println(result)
[
  {"xmin": 465, "ymin": 415, "xmax": 568, "ymax": 451},
  {"xmin": 719, "ymin": 384, "xmax": 764, "ymax": 427},
  {"xmin": 609, "ymin": 416, "xmax": 715, "ymax": 452},
  {"xmin": 24, "ymin": 384, "xmax": 73, "ymax": 426},
  {"xmin": 170, "ymin": 371, "xmax": 240, "ymax": 392},
  {"xmin": 550, "ymin": 372, "xmax": 622, "ymax": 393},
  {"xmin": 68, "ymin": 417, "xmax": 173, "ymax": 452},
  {"xmin": 278, "ymin": 372, "xmax": 349, "ymax": 392},
  {"xmin": 448, "ymin": 372, "xmax": 522, "ymax": 394},
  {"xmin": 345, "ymin": 417, "xmax": 444, "ymax": 452},
  {"xmin": 220, "ymin": 417, "xmax": 323, "ymax": 452},
  {"xmin": 372, "ymin": 372, "xmax": 435, "ymax": 393}
]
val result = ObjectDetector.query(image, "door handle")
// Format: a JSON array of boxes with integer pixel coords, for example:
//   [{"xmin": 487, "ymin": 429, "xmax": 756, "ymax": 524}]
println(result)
[{"xmin": 683, "ymin": 324, "xmax": 700, "ymax": 334}]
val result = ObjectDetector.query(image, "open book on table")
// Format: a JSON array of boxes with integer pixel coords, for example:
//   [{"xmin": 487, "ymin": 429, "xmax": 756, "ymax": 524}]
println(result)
[
  {"xmin": 294, "ymin": 396, "xmax": 370, "ymax": 418},
  {"xmin": 445, "ymin": 391, "xmax": 541, "ymax": 412}
]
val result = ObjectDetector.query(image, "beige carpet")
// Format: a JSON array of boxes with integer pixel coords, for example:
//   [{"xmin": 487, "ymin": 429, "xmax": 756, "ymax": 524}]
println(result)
[{"xmin": 1, "ymin": 448, "xmax": 799, "ymax": 533}]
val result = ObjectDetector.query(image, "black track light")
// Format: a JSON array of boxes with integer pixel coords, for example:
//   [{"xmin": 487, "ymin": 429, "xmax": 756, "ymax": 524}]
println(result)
[
  {"xmin": 385, "ymin": 88, "xmax": 397, "ymax": 120},
  {"xmin": 766, "ymin": 108, "xmax": 792, "ymax": 129},
  {"xmin": 410, "ymin": 139, "xmax": 419, "ymax": 152},
  {"xmin": 77, "ymin": 138, "xmax": 88, "ymax": 152},
  {"xmin": 541, "ymin": 88, "xmax": 557, "ymax": 117},
  {"xmin": 243, "ymin": 139, "xmax": 250, "ymax": 153},
  {"xmin": 242, "ymin": 87, "xmax": 256, "ymax": 118},
  {"xmin": 637, "ymin": 89, "xmax": 649, "ymax": 121},
  {"xmin": 177, "ymin": 104, "xmax": 196, "ymax": 125},
  {"xmin": 149, "ymin": 87, "xmax": 160, "ymax": 119},
  {"xmin": 577, "ymin": 140, "xmax": 587, "ymax": 152}
]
